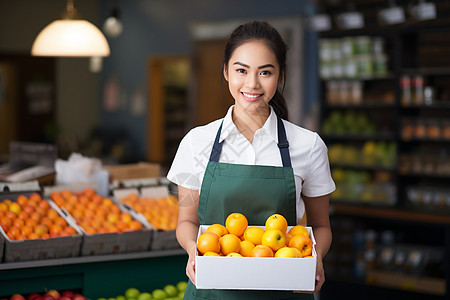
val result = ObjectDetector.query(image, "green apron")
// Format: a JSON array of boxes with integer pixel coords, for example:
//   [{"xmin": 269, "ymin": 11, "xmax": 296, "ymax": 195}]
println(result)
[{"xmin": 184, "ymin": 115, "xmax": 314, "ymax": 300}]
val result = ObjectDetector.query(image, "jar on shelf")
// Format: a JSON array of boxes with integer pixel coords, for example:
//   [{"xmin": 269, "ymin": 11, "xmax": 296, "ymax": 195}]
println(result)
[
  {"xmin": 401, "ymin": 119, "xmax": 414, "ymax": 140},
  {"xmin": 343, "ymin": 57, "xmax": 358, "ymax": 78},
  {"xmin": 442, "ymin": 120, "xmax": 450, "ymax": 139},
  {"xmin": 349, "ymin": 80, "xmax": 363, "ymax": 105},
  {"xmin": 413, "ymin": 75, "xmax": 425, "ymax": 105},
  {"xmin": 372, "ymin": 37, "xmax": 385, "ymax": 55},
  {"xmin": 414, "ymin": 119, "xmax": 427, "ymax": 139},
  {"xmin": 326, "ymin": 80, "xmax": 339, "ymax": 105},
  {"xmin": 319, "ymin": 39, "xmax": 333, "ymax": 62},
  {"xmin": 400, "ymin": 75, "xmax": 412, "ymax": 106},
  {"xmin": 426, "ymin": 119, "xmax": 441, "ymax": 139},
  {"xmin": 355, "ymin": 36, "xmax": 372, "ymax": 55},
  {"xmin": 341, "ymin": 37, "xmax": 356, "ymax": 57},
  {"xmin": 357, "ymin": 55, "xmax": 374, "ymax": 77},
  {"xmin": 373, "ymin": 54, "xmax": 388, "ymax": 76}
]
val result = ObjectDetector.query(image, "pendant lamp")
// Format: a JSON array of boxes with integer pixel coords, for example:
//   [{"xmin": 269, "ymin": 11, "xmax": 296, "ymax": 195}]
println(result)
[{"xmin": 31, "ymin": 0, "xmax": 110, "ymax": 57}]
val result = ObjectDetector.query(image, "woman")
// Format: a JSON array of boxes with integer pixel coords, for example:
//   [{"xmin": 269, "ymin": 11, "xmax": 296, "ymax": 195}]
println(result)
[{"xmin": 167, "ymin": 21, "xmax": 335, "ymax": 299}]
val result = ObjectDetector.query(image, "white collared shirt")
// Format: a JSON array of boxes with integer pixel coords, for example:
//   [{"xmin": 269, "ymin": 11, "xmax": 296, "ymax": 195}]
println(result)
[{"xmin": 167, "ymin": 106, "xmax": 335, "ymax": 222}]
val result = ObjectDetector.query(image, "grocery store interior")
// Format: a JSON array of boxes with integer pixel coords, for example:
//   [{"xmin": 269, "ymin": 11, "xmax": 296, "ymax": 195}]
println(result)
[{"xmin": 0, "ymin": 0, "xmax": 450, "ymax": 299}]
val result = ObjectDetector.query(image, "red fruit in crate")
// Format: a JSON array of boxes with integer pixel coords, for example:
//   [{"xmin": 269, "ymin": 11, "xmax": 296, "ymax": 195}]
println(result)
[
  {"xmin": 10, "ymin": 295, "xmax": 26, "ymax": 300},
  {"xmin": 45, "ymin": 291, "xmax": 60, "ymax": 300},
  {"xmin": 61, "ymin": 291, "xmax": 74, "ymax": 299},
  {"xmin": 72, "ymin": 295, "xmax": 85, "ymax": 300},
  {"xmin": 42, "ymin": 295, "xmax": 54, "ymax": 300},
  {"xmin": 27, "ymin": 294, "xmax": 41, "ymax": 300},
  {"xmin": 59, "ymin": 297, "xmax": 70, "ymax": 300}
]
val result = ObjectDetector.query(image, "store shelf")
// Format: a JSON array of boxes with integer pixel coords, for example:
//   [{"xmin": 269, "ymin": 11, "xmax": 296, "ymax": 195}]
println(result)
[
  {"xmin": 330, "ymin": 202, "xmax": 450, "ymax": 225},
  {"xmin": 0, "ymin": 249, "xmax": 188, "ymax": 299},
  {"xmin": 0, "ymin": 248, "xmax": 186, "ymax": 270},
  {"xmin": 366, "ymin": 270, "xmax": 446, "ymax": 296}
]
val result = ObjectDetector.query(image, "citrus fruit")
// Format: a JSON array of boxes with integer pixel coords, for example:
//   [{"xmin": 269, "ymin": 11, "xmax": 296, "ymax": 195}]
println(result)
[
  {"xmin": 261, "ymin": 229, "xmax": 286, "ymax": 251},
  {"xmin": 227, "ymin": 252, "xmax": 242, "ymax": 257},
  {"xmin": 225, "ymin": 213, "xmax": 248, "ymax": 236},
  {"xmin": 203, "ymin": 251, "xmax": 221, "ymax": 256},
  {"xmin": 251, "ymin": 244, "xmax": 274, "ymax": 257},
  {"xmin": 265, "ymin": 213, "xmax": 288, "ymax": 234},
  {"xmin": 275, "ymin": 247, "xmax": 299, "ymax": 258},
  {"xmin": 289, "ymin": 234, "xmax": 313, "ymax": 257},
  {"xmin": 219, "ymin": 233, "xmax": 241, "ymax": 256},
  {"xmin": 197, "ymin": 232, "xmax": 220, "ymax": 255},
  {"xmin": 205, "ymin": 223, "xmax": 228, "ymax": 237},
  {"xmin": 288, "ymin": 225, "xmax": 309, "ymax": 237},
  {"xmin": 239, "ymin": 240, "xmax": 255, "ymax": 257},
  {"xmin": 243, "ymin": 226, "xmax": 265, "ymax": 245}
]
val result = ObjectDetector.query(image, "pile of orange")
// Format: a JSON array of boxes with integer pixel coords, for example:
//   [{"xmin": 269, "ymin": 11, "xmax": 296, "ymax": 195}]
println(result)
[
  {"xmin": 120, "ymin": 193, "xmax": 178, "ymax": 231},
  {"xmin": 197, "ymin": 213, "xmax": 313, "ymax": 258},
  {"xmin": 50, "ymin": 188, "xmax": 143, "ymax": 234},
  {"xmin": 0, "ymin": 193, "xmax": 78, "ymax": 240}
]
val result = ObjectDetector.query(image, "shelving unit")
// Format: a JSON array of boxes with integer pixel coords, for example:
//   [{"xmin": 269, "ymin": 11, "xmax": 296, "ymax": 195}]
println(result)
[
  {"xmin": 0, "ymin": 249, "xmax": 187, "ymax": 299},
  {"xmin": 316, "ymin": 4, "xmax": 450, "ymax": 299}
]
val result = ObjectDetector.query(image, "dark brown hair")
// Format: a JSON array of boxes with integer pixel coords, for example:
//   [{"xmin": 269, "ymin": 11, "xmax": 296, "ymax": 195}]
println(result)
[{"xmin": 223, "ymin": 21, "xmax": 289, "ymax": 120}]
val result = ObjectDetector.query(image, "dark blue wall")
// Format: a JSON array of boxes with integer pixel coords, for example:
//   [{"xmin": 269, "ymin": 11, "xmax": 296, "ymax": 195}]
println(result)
[{"xmin": 99, "ymin": 0, "xmax": 318, "ymax": 161}]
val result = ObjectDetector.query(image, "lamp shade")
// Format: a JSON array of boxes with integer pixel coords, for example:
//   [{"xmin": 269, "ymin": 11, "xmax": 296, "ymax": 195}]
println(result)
[{"xmin": 31, "ymin": 19, "xmax": 110, "ymax": 57}]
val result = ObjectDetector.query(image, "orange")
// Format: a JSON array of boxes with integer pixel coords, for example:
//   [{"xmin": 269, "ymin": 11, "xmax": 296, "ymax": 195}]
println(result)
[
  {"xmin": 25, "ymin": 218, "xmax": 37, "ymax": 228},
  {"xmin": 22, "ymin": 204, "xmax": 35, "ymax": 215},
  {"xmin": 120, "ymin": 212, "xmax": 133, "ymax": 224},
  {"xmin": 227, "ymin": 253, "xmax": 242, "ymax": 257},
  {"xmin": 47, "ymin": 209, "xmax": 59, "ymax": 220},
  {"xmin": 16, "ymin": 195, "xmax": 28, "ymax": 206},
  {"xmin": 29, "ymin": 193, "xmax": 42, "ymax": 202},
  {"xmin": 0, "ymin": 202, "xmax": 8, "ymax": 211},
  {"xmin": 219, "ymin": 233, "xmax": 241, "ymax": 256},
  {"xmin": 49, "ymin": 224, "xmax": 63, "ymax": 234},
  {"xmin": 239, "ymin": 240, "xmax": 255, "ymax": 257},
  {"xmin": 54, "ymin": 216, "xmax": 67, "ymax": 226},
  {"xmin": 243, "ymin": 226, "xmax": 265, "ymax": 245},
  {"xmin": 275, "ymin": 247, "xmax": 299, "ymax": 258},
  {"xmin": 13, "ymin": 218, "xmax": 25, "ymax": 228},
  {"xmin": 261, "ymin": 229, "xmax": 286, "ymax": 251},
  {"xmin": 289, "ymin": 234, "xmax": 313, "ymax": 257},
  {"xmin": 64, "ymin": 226, "xmax": 78, "ymax": 235},
  {"xmin": 265, "ymin": 213, "xmax": 288, "ymax": 234},
  {"xmin": 34, "ymin": 224, "xmax": 48, "ymax": 236},
  {"xmin": 284, "ymin": 232, "xmax": 293, "ymax": 246},
  {"xmin": 203, "ymin": 252, "xmax": 221, "ymax": 256},
  {"xmin": 0, "ymin": 216, "xmax": 12, "ymax": 229},
  {"xmin": 198, "ymin": 232, "xmax": 220, "ymax": 255},
  {"xmin": 288, "ymin": 225, "xmax": 309, "ymax": 237},
  {"xmin": 20, "ymin": 226, "xmax": 33, "ymax": 237},
  {"xmin": 38, "ymin": 200, "xmax": 50, "ymax": 211},
  {"xmin": 251, "ymin": 244, "xmax": 274, "ymax": 257},
  {"xmin": 205, "ymin": 224, "xmax": 228, "ymax": 238},
  {"xmin": 225, "ymin": 213, "xmax": 248, "ymax": 237},
  {"xmin": 129, "ymin": 220, "xmax": 143, "ymax": 231},
  {"xmin": 9, "ymin": 202, "xmax": 22, "ymax": 214},
  {"xmin": 28, "ymin": 232, "xmax": 40, "ymax": 239}
]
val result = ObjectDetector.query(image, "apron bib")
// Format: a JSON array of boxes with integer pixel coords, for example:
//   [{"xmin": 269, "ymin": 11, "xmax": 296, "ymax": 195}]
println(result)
[{"xmin": 185, "ymin": 116, "xmax": 313, "ymax": 300}]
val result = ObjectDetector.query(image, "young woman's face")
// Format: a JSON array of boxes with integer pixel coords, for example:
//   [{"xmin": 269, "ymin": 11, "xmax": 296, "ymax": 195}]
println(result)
[{"xmin": 224, "ymin": 40, "xmax": 280, "ymax": 113}]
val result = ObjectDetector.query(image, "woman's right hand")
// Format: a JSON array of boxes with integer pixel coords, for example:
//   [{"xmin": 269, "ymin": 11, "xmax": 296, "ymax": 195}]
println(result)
[{"xmin": 186, "ymin": 246, "xmax": 197, "ymax": 285}]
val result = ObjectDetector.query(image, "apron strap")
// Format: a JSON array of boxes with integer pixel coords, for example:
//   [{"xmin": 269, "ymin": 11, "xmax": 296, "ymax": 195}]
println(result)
[
  {"xmin": 277, "ymin": 117, "xmax": 292, "ymax": 168},
  {"xmin": 209, "ymin": 122, "xmax": 223, "ymax": 162},
  {"xmin": 209, "ymin": 115, "xmax": 292, "ymax": 168}
]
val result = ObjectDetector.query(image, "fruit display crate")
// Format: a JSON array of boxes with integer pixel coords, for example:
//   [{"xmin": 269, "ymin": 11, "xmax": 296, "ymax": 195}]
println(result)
[
  {"xmin": 195, "ymin": 225, "xmax": 317, "ymax": 291},
  {"xmin": 0, "ymin": 194, "xmax": 83, "ymax": 263},
  {"xmin": 113, "ymin": 187, "xmax": 180, "ymax": 251},
  {"xmin": 53, "ymin": 201, "xmax": 153, "ymax": 256}
]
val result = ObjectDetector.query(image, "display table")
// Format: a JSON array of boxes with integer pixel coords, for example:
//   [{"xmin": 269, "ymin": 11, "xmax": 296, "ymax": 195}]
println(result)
[{"xmin": 0, "ymin": 249, "xmax": 188, "ymax": 299}]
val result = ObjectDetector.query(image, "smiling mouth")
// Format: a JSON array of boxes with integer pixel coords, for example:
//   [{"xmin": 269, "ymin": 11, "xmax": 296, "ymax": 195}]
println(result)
[{"xmin": 242, "ymin": 92, "xmax": 263, "ymax": 99}]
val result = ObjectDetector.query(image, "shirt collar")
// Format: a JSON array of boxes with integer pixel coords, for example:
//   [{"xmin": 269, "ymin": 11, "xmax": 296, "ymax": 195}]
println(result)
[{"xmin": 219, "ymin": 105, "xmax": 279, "ymax": 144}]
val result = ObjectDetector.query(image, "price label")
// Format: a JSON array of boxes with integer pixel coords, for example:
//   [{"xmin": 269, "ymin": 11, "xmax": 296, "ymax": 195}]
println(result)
[
  {"xmin": 411, "ymin": 2, "xmax": 436, "ymax": 20},
  {"xmin": 336, "ymin": 12, "xmax": 364, "ymax": 30},
  {"xmin": 308, "ymin": 14, "xmax": 332, "ymax": 32},
  {"xmin": 378, "ymin": 6, "xmax": 405, "ymax": 25}
]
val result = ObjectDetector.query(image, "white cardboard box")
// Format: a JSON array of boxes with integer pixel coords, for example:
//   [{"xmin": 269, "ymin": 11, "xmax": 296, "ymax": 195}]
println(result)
[{"xmin": 195, "ymin": 225, "xmax": 317, "ymax": 291}]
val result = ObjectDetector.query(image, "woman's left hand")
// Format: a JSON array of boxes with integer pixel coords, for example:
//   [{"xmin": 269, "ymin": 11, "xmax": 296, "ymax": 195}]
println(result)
[{"xmin": 293, "ymin": 256, "xmax": 325, "ymax": 294}]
